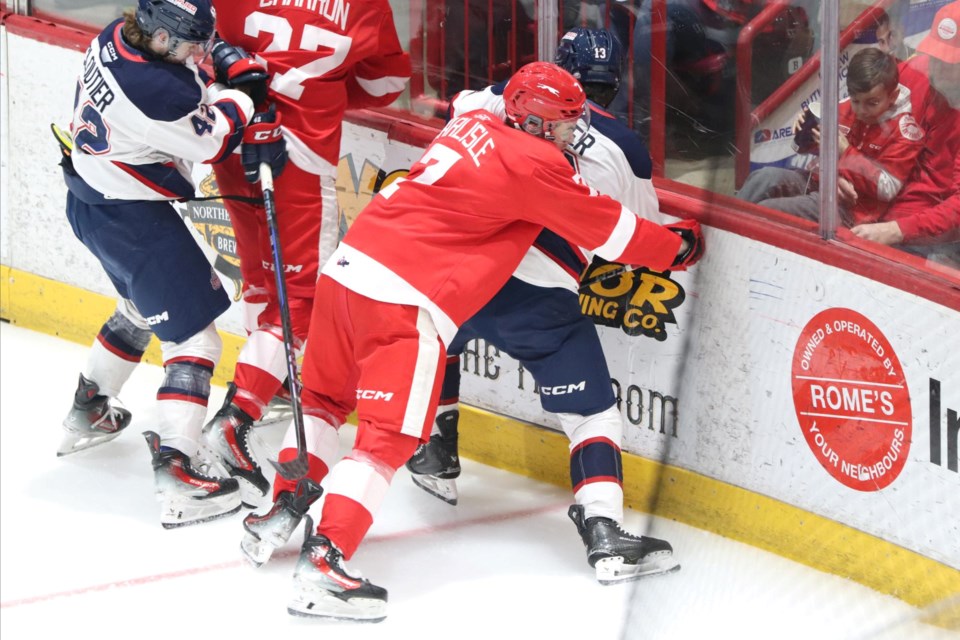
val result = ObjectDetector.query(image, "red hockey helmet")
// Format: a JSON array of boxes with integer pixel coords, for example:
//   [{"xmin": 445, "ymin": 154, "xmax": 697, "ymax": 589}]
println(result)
[{"xmin": 503, "ymin": 62, "xmax": 588, "ymax": 147}]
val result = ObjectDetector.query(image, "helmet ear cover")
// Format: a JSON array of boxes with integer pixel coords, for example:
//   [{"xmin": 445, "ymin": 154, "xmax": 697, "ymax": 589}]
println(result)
[
  {"xmin": 519, "ymin": 114, "xmax": 547, "ymax": 137},
  {"xmin": 503, "ymin": 61, "xmax": 587, "ymax": 138}
]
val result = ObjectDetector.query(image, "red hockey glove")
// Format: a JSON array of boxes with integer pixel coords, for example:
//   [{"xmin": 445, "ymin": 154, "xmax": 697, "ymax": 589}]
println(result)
[
  {"xmin": 242, "ymin": 105, "xmax": 287, "ymax": 183},
  {"xmin": 212, "ymin": 40, "xmax": 269, "ymax": 107},
  {"xmin": 666, "ymin": 219, "xmax": 705, "ymax": 270}
]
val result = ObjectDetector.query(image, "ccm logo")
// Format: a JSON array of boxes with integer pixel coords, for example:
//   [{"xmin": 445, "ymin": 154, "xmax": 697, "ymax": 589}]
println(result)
[
  {"xmin": 251, "ymin": 129, "xmax": 281, "ymax": 141},
  {"xmin": 145, "ymin": 311, "xmax": 169, "ymax": 325},
  {"xmin": 357, "ymin": 389, "xmax": 394, "ymax": 401},
  {"xmin": 540, "ymin": 381, "xmax": 586, "ymax": 395}
]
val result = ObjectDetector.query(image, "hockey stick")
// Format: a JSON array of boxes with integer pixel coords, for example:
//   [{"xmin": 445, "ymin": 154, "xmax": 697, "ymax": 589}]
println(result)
[
  {"xmin": 578, "ymin": 263, "xmax": 638, "ymax": 289},
  {"xmin": 259, "ymin": 162, "xmax": 309, "ymax": 481}
]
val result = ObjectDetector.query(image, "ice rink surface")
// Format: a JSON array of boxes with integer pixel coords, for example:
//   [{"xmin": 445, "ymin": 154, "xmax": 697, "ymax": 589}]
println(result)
[{"xmin": 1, "ymin": 321, "xmax": 956, "ymax": 639}]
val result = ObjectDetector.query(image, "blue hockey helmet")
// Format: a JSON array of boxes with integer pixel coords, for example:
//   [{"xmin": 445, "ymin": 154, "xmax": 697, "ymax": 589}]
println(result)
[
  {"xmin": 554, "ymin": 27, "xmax": 623, "ymax": 92},
  {"xmin": 136, "ymin": 0, "xmax": 216, "ymax": 51}
]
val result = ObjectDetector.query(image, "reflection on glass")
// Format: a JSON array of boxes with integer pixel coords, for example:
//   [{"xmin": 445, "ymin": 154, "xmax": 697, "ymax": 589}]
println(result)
[{"xmin": 31, "ymin": 0, "xmax": 130, "ymax": 29}]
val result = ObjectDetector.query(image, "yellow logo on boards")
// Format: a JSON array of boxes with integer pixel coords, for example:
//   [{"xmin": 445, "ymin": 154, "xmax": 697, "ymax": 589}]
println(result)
[{"xmin": 579, "ymin": 263, "xmax": 685, "ymax": 340}]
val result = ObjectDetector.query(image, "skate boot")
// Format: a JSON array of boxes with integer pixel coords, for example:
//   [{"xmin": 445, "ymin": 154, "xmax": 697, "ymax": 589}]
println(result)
[
  {"xmin": 144, "ymin": 431, "xmax": 242, "ymax": 528},
  {"xmin": 568, "ymin": 504, "xmax": 680, "ymax": 584},
  {"xmin": 58, "ymin": 374, "xmax": 132, "ymax": 457},
  {"xmin": 288, "ymin": 516, "xmax": 388, "ymax": 622},
  {"xmin": 405, "ymin": 410, "xmax": 461, "ymax": 505},
  {"xmin": 200, "ymin": 383, "xmax": 270, "ymax": 507},
  {"xmin": 241, "ymin": 478, "xmax": 324, "ymax": 567}
]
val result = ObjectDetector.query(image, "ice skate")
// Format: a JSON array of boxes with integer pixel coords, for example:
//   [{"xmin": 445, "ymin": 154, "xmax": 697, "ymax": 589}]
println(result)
[
  {"xmin": 241, "ymin": 478, "xmax": 323, "ymax": 567},
  {"xmin": 58, "ymin": 374, "xmax": 132, "ymax": 457},
  {"xmin": 200, "ymin": 383, "xmax": 270, "ymax": 507},
  {"xmin": 406, "ymin": 410, "xmax": 460, "ymax": 505},
  {"xmin": 288, "ymin": 516, "xmax": 388, "ymax": 623},
  {"xmin": 568, "ymin": 504, "xmax": 680, "ymax": 584},
  {"xmin": 144, "ymin": 430, "xmax": 242, "ymax": 528}
]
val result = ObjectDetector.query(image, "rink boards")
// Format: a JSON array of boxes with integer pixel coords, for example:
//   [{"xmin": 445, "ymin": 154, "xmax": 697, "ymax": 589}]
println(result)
[{"xmin": 1, "ymin": 21, "xmax": 957, "ymax": 619}]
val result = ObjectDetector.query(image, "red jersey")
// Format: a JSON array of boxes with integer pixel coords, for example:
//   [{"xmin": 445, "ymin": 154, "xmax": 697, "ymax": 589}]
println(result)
[
  {"xmin": 836, "ymin": 87, "xmax": 925, "ymax": 225},
  {"xmin": 213, "ymin": 0, "xmax": 411, "ymax": 174},
  {"xmin": 321, "ymin": 111, "xmax": 684, "ymax": 345},
  {"xmin": 888, "ymin": 55, "xmax": 960, "ymax": 243}
]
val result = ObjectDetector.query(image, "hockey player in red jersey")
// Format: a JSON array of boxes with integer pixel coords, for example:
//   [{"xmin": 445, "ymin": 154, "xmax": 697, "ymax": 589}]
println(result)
[
  {"xmin": 200, "ymin": 0, "xmax": 413, "ymax": 506},
  {"xmin": 242, "ymin": 62, "xmax": 703, "ymax": 622}
]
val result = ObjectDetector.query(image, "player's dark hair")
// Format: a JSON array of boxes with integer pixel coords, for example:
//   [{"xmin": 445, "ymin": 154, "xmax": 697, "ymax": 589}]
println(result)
[{"xmin": 847, "ymin": 47, "xmax": 899, "ymax": 95}]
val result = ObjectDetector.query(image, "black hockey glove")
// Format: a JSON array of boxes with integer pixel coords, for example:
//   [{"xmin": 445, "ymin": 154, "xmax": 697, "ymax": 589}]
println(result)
[
  {"xmin": 242, "ymin": 105, "xmax": 288, "ymax": 183},
  {"xmin": 211, "ymin": 39, "xmax": 270, "ymax": 107},
  {"xmin": 666, "ymin": 219, "xmax": 705, "ymax": 270}
]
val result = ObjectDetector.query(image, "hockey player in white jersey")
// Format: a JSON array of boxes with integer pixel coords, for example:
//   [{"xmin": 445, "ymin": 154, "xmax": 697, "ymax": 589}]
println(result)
[
  {"xmin": 404, "ymin": 27, "xmax": 687, "ymax": 583},
  {"xmin": 58, "ymin": 0, "xmax": 287, "ymax": 528}
]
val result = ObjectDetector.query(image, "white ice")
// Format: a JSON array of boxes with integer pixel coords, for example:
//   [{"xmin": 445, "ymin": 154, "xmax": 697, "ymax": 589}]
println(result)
[{"xmin": 1, "ymin": 322, "xmax": 955, "ymax": 639}]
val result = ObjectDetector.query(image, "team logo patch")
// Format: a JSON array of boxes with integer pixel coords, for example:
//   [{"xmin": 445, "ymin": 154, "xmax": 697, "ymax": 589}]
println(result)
[
  {"xmin": 898, "ymin": 115, "xmax": 922, "ymax": 141},
  {"xmin": 936, "ymin": 17, "xmax": 957, "ymax": 42}
]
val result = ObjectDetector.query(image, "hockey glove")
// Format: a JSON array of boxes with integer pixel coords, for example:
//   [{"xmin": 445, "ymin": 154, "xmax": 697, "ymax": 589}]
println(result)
[
  {"xmin": 241, "ymin": 105, "xmax": 288, "ymax": 183},
  {"xmin": 666, "ymin": 219, "xmax": 705, "ymax": 270},
  {"xmin": 51, "ymin": 122, "xmax": 77, "ymax": 176},
  {"xmin": 212, "ymin": 39, "xmax": 269, "ymax": 107}
]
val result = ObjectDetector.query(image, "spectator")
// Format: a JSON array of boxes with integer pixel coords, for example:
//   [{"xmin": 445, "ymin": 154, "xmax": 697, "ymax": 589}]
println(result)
[
  {"xmin": 850, "ymin": 1, "xmax": 960, "ymax": 266},
  {"xmin": 738, "ymin": 47, "xmax": 925, "ymax": 230},
  {"xmin": 874, "ymin": 9, "xmax": 911, "ymax": 61}
]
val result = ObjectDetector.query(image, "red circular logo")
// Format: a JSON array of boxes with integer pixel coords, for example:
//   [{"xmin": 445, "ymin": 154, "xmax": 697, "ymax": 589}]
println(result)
[{"xmin": 791, "ymin": 308, "xmax": 911, "ymax": 491}]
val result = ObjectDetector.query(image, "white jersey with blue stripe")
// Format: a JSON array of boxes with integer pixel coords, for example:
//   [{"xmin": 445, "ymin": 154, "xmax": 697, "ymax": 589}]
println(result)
[
  {"xmin": 69, "ymin": 19, "xmax": 255, "ymax": 202},
  {"xmin": 450, "ymin": 84, "xmax": 661, "ymax": 292}
]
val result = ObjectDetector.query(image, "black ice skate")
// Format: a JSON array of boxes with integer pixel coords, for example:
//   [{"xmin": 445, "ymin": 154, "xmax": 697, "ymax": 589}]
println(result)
[
  {"xmin": 143, "ymin": 431, "xmax": 242, "ymax": 528},
  {"xmin": 288, "ymin": 516, "xmax": 388, "ymax": 623},
  {"xmin": 58, "ymin": 374, "xmax": 132, "ymax": 457},
  {"xmin": 241, "ymin": 478, "xmax": 324, "ymax": 567},
  {"xmin": 200, "ymin": 383, "xmax": 270, "ymax": 507},
  {"xmin": 568, "ymin": 504, "xmax": 680, "ymax": 584},
  {"xmin": 405, "ymin": 410, "xmax": 461, "ymax": 505}
]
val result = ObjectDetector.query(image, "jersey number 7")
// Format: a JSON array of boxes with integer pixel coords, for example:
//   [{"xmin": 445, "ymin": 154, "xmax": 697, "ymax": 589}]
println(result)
[{"xmin": 243, "ymin": 12, "xmax": 352, "ymax": 101}]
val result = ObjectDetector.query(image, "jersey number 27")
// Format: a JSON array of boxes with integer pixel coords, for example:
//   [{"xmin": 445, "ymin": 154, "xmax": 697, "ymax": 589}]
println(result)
[{"xmin": 243, "ymin": 12, "xmax": 352, "ymax": 101}]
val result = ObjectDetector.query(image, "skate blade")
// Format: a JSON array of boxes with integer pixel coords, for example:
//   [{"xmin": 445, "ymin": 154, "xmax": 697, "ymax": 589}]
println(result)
[
  {"xmin": 287, "ymin": 589, "xmax": 386, "ymax": 623},
  {"xmin": 56, "ymin": 430, "xmax": 122, "ymax": 457},
  {"xmin": 595, "ymin": 552, "xmax": 681, "ymax": 585},
  {"xmin": 158, "ymin": 494, "xmax": 243, "ymax": 529},
  {"xmin": 237, "ymin": 478, "xmax": 269, "ymax": 510},
  {"xmin": 255, "ymin": 404, "xmax": 293, "ymax": 428},
  {"xmin": 240, "ymin": 532, "xmax": 275, "ymax": 568},
  {"xmin": 410, "ymin": 473, "xmax": 458, "ymax": 505}
]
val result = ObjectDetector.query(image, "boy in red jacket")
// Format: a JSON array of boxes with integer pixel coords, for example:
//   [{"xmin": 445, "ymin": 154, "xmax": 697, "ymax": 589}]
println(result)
[{"xmin": 739, "ymin": 47, "xmax": 925, "ymax": 226}]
